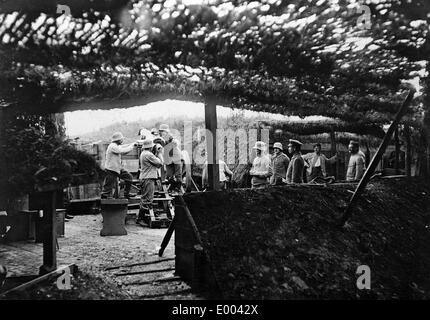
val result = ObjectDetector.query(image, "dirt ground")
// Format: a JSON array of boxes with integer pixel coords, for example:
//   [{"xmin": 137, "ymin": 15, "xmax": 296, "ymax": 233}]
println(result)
[
  {"xmin": 0, "ymin": 214, "xmax": 202, "ymax": 300},
  {"xmin": 184, "ymin": 177, "xmax": 430, "ymax": 299},
  {"xmin": 2, "ymin": 177, "xmax": 430, "ymax": 300}
]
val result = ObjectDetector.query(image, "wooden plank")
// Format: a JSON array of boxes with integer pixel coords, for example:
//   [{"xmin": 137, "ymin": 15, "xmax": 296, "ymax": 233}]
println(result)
[
  {"xmin": 204, "ymin": 97, "xmax": 220, "ymax": 191},
  {"xmin": 105, "ymin": 258, "xmax": 175, "ymax": 271},
  {"xmin": 100, "ymin": 199, "xmax": 128, "ymax": 205},
  {"xmin": 1, "ymin": 264, "xmax": 77, "ymax": 297},
  {"xmin": 404, "ymin": 125, "xmax": 412, "ymax": 177},
  {"xmin": 394, "ymin": 126, "xmax": 400, "ymax": 174},
  {"xmin": 137, "ymin": 289, "xmax": 193, "ymax": 299},
  {"xmin": 123, "ymin": 276, "xmax": 181, "ymax": 286},
  {"xmin": 39, "ymin": 190, "xmax": 57, "ymax": 275},
  {"xmin": 339, "ymin": 89, "xmax": 415, "ymax": 227},
  {"xmin": 69, "ymin": 197, "xmax": 100, "ymax": 203},
  {"xmin": 114, "ymin": 267, "xmax": 175, "ymax": 277},
  {"xmin": 330, "ymin": 129, "xmax": 338, "ymax": 178},
  {"xmin": 158, "ymin": 215, "xmax": 177, "ymax": 257}
]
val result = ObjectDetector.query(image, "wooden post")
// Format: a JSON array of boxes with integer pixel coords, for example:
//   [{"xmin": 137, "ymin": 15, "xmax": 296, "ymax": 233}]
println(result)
[
  {"xmin": 404, "ymin": 125, "xmax": 412, "ymax": 177},
  {"xmin": 330, "ymin": 129, "xmax": 337, "ymax": 178},
  {"xmin": 394, "ymin": 126, "xmax": 400, "ymax": 174},
  {"xmin": 39, "ymin": 190, "xmax": 57, "ymax": 275},
  {"xmin": 0, "ymin": 108, "xmax": 7, "ymax": 211},
  {"xmin": 204, "ymin": 97, "xmax": 220, "ymax": 191},
  {"xmin": 339, "ymin": 89, "xmax": 415, "ymax": 227}
]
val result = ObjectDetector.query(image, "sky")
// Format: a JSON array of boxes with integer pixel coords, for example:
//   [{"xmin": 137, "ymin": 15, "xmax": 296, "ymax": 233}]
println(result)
[{"xmin": 63, "ymin": 99, "xmax": 326, "ymax": 137}]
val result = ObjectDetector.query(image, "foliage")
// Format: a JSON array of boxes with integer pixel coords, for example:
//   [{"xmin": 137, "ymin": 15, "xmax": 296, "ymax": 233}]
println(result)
[{"xmin": 2, "ymin": 114, "xmax": 102, "ymax": 197}]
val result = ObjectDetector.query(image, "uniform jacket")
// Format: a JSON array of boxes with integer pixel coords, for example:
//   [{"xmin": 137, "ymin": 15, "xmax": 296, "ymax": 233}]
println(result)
[
  {"xmin": 139, "ymin": 150, "xmax": 163, "ymax": 180},
  {"xmin": 346, "ymin": 152, "xmax": 366, "ymax": 181},
  {"xmin": 302, "ymin": 152, "xmax": 336, "ymax": 177},
  {"xmin": 163, "ymin": 134, "xmax": 182, "ymax": 165},
  {"xmin": 270, "ymin": 153, "xmax": 290, "ymax": 184},
  {"xmin": 104, "ymin": 142, "xmax": 135, "ymax": 174},
  {"xmin": 250, "ymin": 154, "xmax": 272, "ymax": 187},
  {"xmin": 286, "ymin": 153, "xmax": 305, "ymax": 183}
]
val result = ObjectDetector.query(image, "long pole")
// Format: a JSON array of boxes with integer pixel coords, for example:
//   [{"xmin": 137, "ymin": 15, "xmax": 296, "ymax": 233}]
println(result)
[
  {"xmin": 339, "ymin": 89, "xmax": 415, "ymax": 227},
  {"xmin": 405, "ymin": 125, "xmax": 412, "ymax": 177},
  {"xmin": 204, "ymin": 96, "xmax": 220, "ymax": 191}
]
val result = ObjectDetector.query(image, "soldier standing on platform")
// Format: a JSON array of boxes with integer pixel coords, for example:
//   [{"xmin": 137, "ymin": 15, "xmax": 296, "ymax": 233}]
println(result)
[
  {"xmin": 137, "ymin": 138, "xmax": 163, "ymax": 222},
  {"xmin": 101, "ymin": 132, "xmax": 137, "ymax": 199}
]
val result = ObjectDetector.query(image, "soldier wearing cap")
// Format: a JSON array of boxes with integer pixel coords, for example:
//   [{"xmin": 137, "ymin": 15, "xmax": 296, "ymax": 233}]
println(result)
[
  {"xmin": 101, "ymin": 132, "xmax": 137, "ymax": 199},
  {"xmin": 137, "ymin": 138, "xmax": 164, "ymax": 221},
  {"xmin": 270, "ymin": 142, "xmax": 290, "ymax": 185},
  {"xmin": 159, "ymin": 124, "xmax": 183, "ymax": 191},
  {"xmin": 286, "ymin": 139, "xmax": 305, "ymax": 184},
  {"xmin": 249, "ymin": 141, "xmax": 272, "ymax": 189},
  {"xmin": 346, "ymin": 140, "xmax": 366, "ymax": 181}
]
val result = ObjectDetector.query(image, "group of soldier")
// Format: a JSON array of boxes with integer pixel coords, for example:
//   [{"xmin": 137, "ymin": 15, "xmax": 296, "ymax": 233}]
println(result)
[
  {"xmin": 100, "ymin": 124, "xmax": 183, "ymax": 220},
  {"xmin": 100, "ymin": 127, "xmax": 367, "ymax": 215},
  {"xmin": 248, "ymin": 139, "xmax": 366, "ymax": 189}
]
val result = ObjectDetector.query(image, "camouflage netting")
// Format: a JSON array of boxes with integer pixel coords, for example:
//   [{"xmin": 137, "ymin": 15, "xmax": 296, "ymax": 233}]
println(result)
[{"xmin": 0, "ymin": 0, "xmax": 429, "ymax": 127}]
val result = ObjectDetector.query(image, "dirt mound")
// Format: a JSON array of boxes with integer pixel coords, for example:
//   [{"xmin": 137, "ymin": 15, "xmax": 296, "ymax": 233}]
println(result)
[{"xmin": 183, "ymin": 177, "xmax": 430, "ymax": 299}]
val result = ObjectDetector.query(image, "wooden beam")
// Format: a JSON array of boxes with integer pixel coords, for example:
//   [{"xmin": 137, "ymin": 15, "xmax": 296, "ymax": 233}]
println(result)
[
  {"xmin": 330, "ymin": 128, "xmax": 338, "ymax": 178},
  {"xmin": 394, "ymin": 126, "xmax": 400, "ymax": 174},
  {"xmin": 158, "ymin": 215, "xmax": 176, "ymax": 257},
  {"xmin": 0, "ymin": 264, "xmax": 77, "ymax": 297},
  {"xmin": 204, "ymin": 97, "xmax": 220, "ymax": 191},
  {"xmin": 39, "ymin": 190, "xmax": 57, "ymax": 275},
  {"xmin": 339, "ymin": 89, "xmax": 415, "ymax": 227},
  {"xmin": 404, "ymin": 125, "xmax": 412, "ymax": 177},
  {"xmin": 0, "ymin": 108, "xmax": 7, "ymax": 210}
]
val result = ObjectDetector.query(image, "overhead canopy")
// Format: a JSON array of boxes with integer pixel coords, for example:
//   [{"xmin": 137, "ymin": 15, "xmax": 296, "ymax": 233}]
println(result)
[
  {"xmin": 0, "ymin": 0, "xmax": 427, "ymax": 126},
  {"xmin": 261, "ymin": 119, "xmax": 386, "ymax": 138}
]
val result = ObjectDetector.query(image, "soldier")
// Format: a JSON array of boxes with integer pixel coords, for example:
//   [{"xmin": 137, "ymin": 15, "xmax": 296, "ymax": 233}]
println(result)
[
  {"xmin": 302, "ymin": 143, "xmax": 337, "ymax": 181},
  {"xmin": 286, "ymin": 139, "xmax": 305, "ymax": 184},
  {"xmin": 159, "ymin": 124, "xmax": 183, "ymax": 192},
  {"xmin": 101, "ymin": 132, "xmax": 137, "ymax": 199},
  {"xmin": 202, "ymin": 156, "xmax": 233, "ymax": 190},
  {"xmin": 270, "ymin": 142, "xmax": 290, "ymax": 185},
  {"xmin": 249, "ymin": 141, "xmax": 272, "ymax": 189},
  {"xmin": 137, "ymin": 138, "xmax": 163, "ymax": 222},
  {"xmin": 346, "ymin": 140, "xmax": 366, "ymax": 181}
]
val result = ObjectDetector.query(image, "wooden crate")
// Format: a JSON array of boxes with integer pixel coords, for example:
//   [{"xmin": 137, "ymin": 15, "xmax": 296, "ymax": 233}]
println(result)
[
  {"xmin": 67, "ymin": 183, "xmax": 100, "ymax": 201},
  {"xmin": 5, "ymin": 195, "xmax": 30, "ymax": 242}
]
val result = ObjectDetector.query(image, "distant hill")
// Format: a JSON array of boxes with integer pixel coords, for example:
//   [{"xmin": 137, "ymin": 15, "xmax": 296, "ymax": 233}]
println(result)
[{"xmin": 68, "ymin": 111, "xmax": 283, "ymax": 144}]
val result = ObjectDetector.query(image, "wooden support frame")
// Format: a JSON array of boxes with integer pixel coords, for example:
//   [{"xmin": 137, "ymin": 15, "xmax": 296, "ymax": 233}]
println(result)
[
  {"xmin": 404, "ymin": 125, "xmax": 412, "ymax": 177},
  {"xmin": 339, "ymin": 89, "xmax": 415, "ymax": 227},
  {"xmin": 204, "ymin": 97, "xmax": 220, "ymax": 191},
  {"xmin": 330, "ymin": 128, "xmax": 338, "ymax": 178},
  {"xmin": 394, "ymin": 126, "xmax": 400, "ymax": 174},
  {"xmin": 1, "ymin": 264, "xmax": 77, "ymax": 297},
  {"xmin": 39, "ymin": 190, "xmax": 58, "ymax": 275}
]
